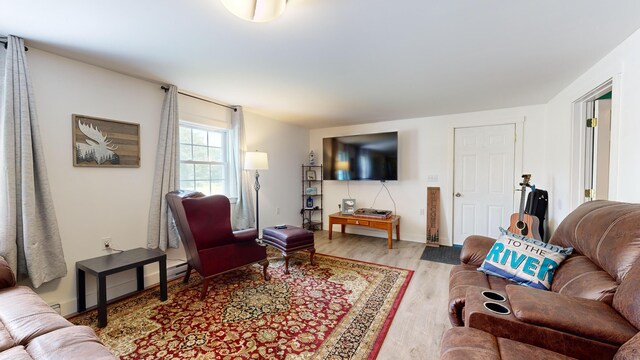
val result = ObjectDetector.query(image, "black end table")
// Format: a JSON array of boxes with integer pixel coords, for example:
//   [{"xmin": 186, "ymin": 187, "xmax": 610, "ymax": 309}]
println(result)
[{"xmin": 76, "ymin": 247, "xmax": 168, "ymax": 327}]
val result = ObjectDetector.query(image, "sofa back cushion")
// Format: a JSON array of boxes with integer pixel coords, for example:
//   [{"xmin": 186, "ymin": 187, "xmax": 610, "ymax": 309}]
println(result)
[
  {"xmin": 549, "ymin": 201, "xmax": 640, "ymax": 283},
  {"xmin": 615, "ymin": 331, "xmax": 640, "ymax": 360},
  {"xmin": 552, "ymin": 255, "xmax": 618, "ymax": 304},
  {"xmin": 613, "ymin": 260, "xmax": 640, "ymax": 330},
  {"xmin": 0, "ymin": 257, "xmax": 15, "ymax": 290}
]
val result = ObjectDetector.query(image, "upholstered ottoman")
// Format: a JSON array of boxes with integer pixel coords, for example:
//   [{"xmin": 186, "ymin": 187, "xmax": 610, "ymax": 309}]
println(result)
[{"xmin": 262, "ymin": 226, "xmax": 315, "ymax": 274}]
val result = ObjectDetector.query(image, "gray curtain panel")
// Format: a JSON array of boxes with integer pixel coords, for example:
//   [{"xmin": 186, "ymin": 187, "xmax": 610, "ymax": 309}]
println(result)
[
  {"xmin": 147, "ymin": 85, "xmax": 180, "ymax": 250},
  {"xmin": 0, "ymin": 35, "xmax": 67, "ymax": 288},
  {"xmin": 230, "ymin": 107, "xmax": 255, "ymax": 230}
]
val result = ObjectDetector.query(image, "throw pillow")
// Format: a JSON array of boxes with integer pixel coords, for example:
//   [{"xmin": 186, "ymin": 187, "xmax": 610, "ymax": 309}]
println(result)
[{"xmin": 478, "ymin": 227, "xmax": 573, "ymax": 290}]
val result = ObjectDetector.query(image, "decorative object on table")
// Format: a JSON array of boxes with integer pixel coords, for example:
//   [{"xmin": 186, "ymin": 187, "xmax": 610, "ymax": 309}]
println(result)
[
  {"xmin": 70, "ymin": 253, "xmax": 413, "ymax": 359},
  {"xmin": 305, "ymin": 187, "xmax": 318, "ymax": 195},
  {"xmin": 72, "ymin": 114, "xmax": 140, "ymax": 167},
  {"xmin": 306, "ymin": 169, "xmax": 316, "ymax": 180},
  {"xmin": 306, "ymin": 196, "xmax": 314, "ymax": 209},
  {"xmin": 341, "ymin": 199, "xmax": 356, "ymax": 215},
  {"xmin": 309, "ymin": 150, "xmax": 316, "ymax": 165},
  {"xmin": 221, "ymin": 0, "xmax": 287, "ymax": 23},
  {"xmin": 427, "ymin": 187, "xmax": 441, "ymax": 245},
  {"xmin": 245, "ymin": 151, "xmax": 269, "ymax": 242}
]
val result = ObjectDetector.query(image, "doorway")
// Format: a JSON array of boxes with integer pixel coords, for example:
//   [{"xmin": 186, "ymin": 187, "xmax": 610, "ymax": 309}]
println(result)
[
  {"xmin": 571, "ymin": 80, "xmax": 615, "ymax": 208},
  {"xmin": 452, "ymin": 124, "xmax": 516, "ymax": 245}
]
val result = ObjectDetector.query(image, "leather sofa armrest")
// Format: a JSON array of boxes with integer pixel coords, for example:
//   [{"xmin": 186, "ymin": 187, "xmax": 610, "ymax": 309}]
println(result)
[
  {"xmin": 233, "ymin": 228, "xmax": 259, "ymax": 243},
  {"xmin": 460, "ymin": 235, "xmax": 495, "ymax": 266},
  {"xmin": 440, "ymin": 327, "xmax": 501, "ymax": 359},
  {"xmin": 0, "ymin": 256, "xmax": 16, "ymax": 290},
  {"xmin": 507, "ymin": 285, "xmax": 637, "ymax": 345}
]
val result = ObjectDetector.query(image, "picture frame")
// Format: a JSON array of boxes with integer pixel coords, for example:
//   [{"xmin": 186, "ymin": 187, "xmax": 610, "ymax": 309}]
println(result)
[
  {"xmin": 72, "ymin": 114, "xmax": 140, "ymax": 168},
  {"xmin": 305, "ymin": 187, "xmax": 318, "ymax": 195},
  {"xmin": 342, "ymin": 199, "xmax": 356, "ymax": 215},
  {"xmin": 306, "ymin": 169, "xmax": 317, "ymax": 180}
]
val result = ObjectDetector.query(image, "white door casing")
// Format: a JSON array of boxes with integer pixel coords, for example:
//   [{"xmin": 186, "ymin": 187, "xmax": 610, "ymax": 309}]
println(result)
[{"xmin": 453, "ymin": 124, "xmax": 516, "ymax": 245}]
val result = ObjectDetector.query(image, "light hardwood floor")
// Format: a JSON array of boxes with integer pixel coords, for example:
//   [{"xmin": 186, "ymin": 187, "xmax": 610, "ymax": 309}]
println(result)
[{"xmin": 312, "ymin": 230, "xmax": 453, "ymax": 360}]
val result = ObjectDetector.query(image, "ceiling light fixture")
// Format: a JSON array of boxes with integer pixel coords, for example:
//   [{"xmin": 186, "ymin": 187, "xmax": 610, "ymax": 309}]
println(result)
[{"xmin": 221, "ymin": 0, "xmax": 287, "ymax": 23}]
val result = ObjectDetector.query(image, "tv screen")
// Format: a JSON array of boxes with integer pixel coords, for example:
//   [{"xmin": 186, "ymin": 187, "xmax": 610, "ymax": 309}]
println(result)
[{"xmin": 323, "ymin": 132, "xmax": 398, "ymax": 181}]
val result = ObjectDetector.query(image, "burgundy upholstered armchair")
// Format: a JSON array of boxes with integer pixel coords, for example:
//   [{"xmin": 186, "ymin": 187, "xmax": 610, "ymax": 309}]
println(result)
[{"xmin": 165, "ymin": 190, "xmax": 269, "ymax": 299}]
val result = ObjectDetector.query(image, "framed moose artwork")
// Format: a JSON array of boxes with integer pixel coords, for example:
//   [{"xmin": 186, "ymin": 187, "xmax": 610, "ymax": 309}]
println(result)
[{"xmin": 72, "ymin": 114, "xmax": 140, "ymax": 168}]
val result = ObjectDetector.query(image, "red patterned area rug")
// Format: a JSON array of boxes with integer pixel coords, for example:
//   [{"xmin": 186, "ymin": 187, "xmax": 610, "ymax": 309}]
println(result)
[{"xmin": 70, "ymin": 252, "xmax": 413, "ymax": 359}]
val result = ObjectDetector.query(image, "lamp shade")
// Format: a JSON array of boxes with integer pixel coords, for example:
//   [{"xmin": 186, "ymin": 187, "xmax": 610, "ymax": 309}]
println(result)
[
  {"xmin": 221, "ymin": 0, "xmax": 287, "ymax": 22},
  {"xmin": 245, "ymin": 151, "xmax": 269, "ymax": 170}
]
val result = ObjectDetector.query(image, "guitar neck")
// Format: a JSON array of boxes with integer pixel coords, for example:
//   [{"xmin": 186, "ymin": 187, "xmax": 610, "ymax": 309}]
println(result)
[{"xmin": 518, "ymin": 185, "xmax": 527, "ymax": 221}]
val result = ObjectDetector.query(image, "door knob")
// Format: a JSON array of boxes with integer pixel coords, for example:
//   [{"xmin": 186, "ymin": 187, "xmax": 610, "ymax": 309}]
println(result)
[{"xmin": 455, "ymin": 192, "xmax": 462, "ymax": 197}]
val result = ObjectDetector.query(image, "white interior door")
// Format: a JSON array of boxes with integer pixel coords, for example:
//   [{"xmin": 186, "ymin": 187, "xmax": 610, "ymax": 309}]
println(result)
[{"xmin": 453, "ymin": 124, "xmax": 516, "ymax": 245}]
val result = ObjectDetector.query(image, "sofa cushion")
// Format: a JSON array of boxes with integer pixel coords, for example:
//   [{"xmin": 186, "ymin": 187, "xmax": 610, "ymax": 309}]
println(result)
[
  {"xmin": 552, "ymin": 255, "xmax": 618, "ymax": 304},
  {"xmin": 0, "ymin": 286, "xmax": 72, "ymax": 345},
  {"xmin": 613, "ymin": 260, "xmax": 640, "ymax": 329},
  {"xmin": 440, "ymin": 326, "xmax": 501, "ymax": 360},
  {"xmin": 0, "ymin": 257, "xmax": 15, "ymax": 290},
  {"xmin": 507, "ymin": 285, "xmax": 637, "ymax": 345},
  {"xmin": 549, "ymin": 201, "xmax": 640, "ymax": 283},
  {"xmin": 615, "ymin": 332, "xmax": 640, "ymax": 360},
  {"xmin": 478, "ymin": 228, "xmax": 572, "ymax": 290},
  {"xmin": 440, "ymin": 327, "xmax": 576, "ymax": 360},
  {"xmin": 0, "ymin": 322, "xmax": 14, "ymax": 353},
  {"xmin": 0, "ymin": 346, "xmax": 33, "ymax": 360},
  {"xmin": 26, "ymin": 326, "xmax": 115, "ymax": 360}
]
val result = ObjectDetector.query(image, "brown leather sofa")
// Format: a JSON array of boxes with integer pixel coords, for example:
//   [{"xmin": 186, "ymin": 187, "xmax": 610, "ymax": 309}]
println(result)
[
  {"xmin": 0, "ymin": 256, "xmax": 115, "ymax": 359},
  {"xmin": 443, "ymin": 200, "xmax": 640, "ymax": 359}
]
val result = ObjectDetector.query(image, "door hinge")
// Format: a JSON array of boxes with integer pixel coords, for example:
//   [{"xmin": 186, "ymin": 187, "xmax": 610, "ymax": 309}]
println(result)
[
  {"xmin": 584, "ymin": 189, "xmax": 595, "ymax": 198},
  {"xmin": 586, "ymin": 117, "xmax": 598, "ymax": 128}
]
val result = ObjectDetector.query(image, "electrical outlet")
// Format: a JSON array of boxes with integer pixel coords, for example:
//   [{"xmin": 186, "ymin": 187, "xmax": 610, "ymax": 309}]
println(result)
[{"xmin": 101, "ymin": 236, "xmax": 112, "ymax": 249}]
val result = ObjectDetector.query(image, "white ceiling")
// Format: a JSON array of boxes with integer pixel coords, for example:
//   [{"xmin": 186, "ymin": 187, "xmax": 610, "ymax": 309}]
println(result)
[{"xmin": 2, "ymin": 1, "xmax": 640, "ymax": 128}]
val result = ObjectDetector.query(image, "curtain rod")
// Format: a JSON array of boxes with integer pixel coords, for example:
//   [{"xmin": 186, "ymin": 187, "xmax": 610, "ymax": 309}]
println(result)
[
  {"xmin": 161, "ymin": 86, "xmax": 237, "ymax": 112},
  {"xmin": 0, "ymin": 40, "xmax": 29, "ymax": 51}
]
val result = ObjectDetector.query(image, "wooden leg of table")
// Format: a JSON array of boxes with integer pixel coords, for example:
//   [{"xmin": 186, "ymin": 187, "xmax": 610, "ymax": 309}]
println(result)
[
  {"xmin": 159, "ymin": 256, "xmax": 168, "ymax": 301},
  {"xmin": 97, "ymin": 274, "xmax": 108, "ymax": 328},
  {"xmin": 387, "ymin": 227, "xmax": 393, "ymax": 249},
  {"xmin": 77, "ymin": 268, "xmax": 86, "ymax": 312},
  {"xmin": 309, "ymin": 248, "xmax": 315, "ymax": 265},
  {"xmin": 136, "ymin": 266, "xmax": 144, "ymax": 291},
  {"xmin": 341, "ymin": 224, "xmax": 346, "ymax": 233},
  {"xmin": 329, "ymin": 222, "xmax": 333, "ymax": 240},
  {"xmin": 396, "ymin": 222, "xmax": 401, "ymax": 241}
]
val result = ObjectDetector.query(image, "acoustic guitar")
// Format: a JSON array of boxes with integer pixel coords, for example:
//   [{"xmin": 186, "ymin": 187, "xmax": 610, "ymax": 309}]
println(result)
[{"xmin": 508, "ymin": 174, "xmax": 541, "ymax": 240}]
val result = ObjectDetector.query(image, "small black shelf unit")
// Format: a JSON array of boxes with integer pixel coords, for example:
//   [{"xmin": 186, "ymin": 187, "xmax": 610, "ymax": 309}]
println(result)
[{"xmin": 301, "ymin": 164, "xmax": 323, "ymax": 231}]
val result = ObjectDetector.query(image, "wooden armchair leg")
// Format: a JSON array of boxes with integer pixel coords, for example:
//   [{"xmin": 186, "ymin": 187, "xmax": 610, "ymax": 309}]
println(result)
[
  {"xmin": 199, "ymin": 278, "xmax": 210, "ymax": 300},
  {"xmin": 183, "ymin": 264, "xmax": 192, "ymax": 284},
  {"xmin": 259, "ymin": 260, "xmax": 270, "ymax": 281}
]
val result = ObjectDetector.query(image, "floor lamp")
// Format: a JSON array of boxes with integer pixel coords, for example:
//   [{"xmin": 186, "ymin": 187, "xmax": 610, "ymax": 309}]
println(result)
[{"xmin": 244, "ymin": 151, "xmax": 269, "ymax": 243}]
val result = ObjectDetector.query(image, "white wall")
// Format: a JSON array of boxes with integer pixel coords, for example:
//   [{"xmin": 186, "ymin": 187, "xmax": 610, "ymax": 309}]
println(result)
[
  {"xmin": 310, "ymin": 104, "xmax": 547, "ymax": 246},
  {"xmin": 26, "ymin": 48, "xmax": 308, "ymax": 315},
  {"xmin": 545, "ymin": 27, "xmax": 640, "ymax": 228}
]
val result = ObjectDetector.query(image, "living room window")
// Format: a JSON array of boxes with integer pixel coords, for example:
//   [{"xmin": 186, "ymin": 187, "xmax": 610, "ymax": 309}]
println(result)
[{"xmin": 179, "ymin": 122, "xmax": 229, "ymax": 196}]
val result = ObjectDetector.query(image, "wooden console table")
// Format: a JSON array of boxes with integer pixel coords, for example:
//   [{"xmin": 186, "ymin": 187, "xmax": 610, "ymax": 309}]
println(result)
[{"xmin": 328, "ymin": 212, "xmax": 401, "ymax": 249}]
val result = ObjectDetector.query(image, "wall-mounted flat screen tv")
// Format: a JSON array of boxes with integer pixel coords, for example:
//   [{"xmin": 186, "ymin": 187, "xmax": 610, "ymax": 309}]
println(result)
[{"xmin": 323, "ymin": 131, "xmax": 398, "ymax": 181}]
